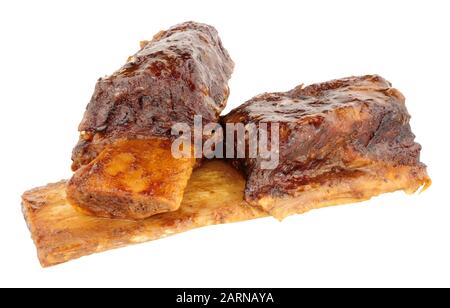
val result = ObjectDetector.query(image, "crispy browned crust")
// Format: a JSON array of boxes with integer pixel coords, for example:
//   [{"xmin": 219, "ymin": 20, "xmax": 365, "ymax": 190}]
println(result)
[
  {"xmin": 72, "ymin": 21, "xmax": 234, "ymax": 170},
  {"xmin": 67, "ymin": 138, "xmax": 196, "ymax": 220},
  {"xmin": 22, "ymin": 161, "xmax": 266, "ymax": 267},
  {"xmin": 68, "ymin": 21, "xmax": 233, "ymax": 220},
  {"xmin": 222, "ymin": 75, "xmax": 431, "ymax": 219}
]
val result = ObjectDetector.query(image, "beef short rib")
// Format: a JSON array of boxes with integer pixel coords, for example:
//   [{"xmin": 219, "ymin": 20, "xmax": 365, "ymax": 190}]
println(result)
[
  {"xmin": 67, "ymin": 22, "xmax": 234, "ymax": 220},
  {"xmin": 72, "ymin": 21, "xmax": 234, "ymax": 170},
  {"xmin": 222, "ymin": 75, "xmax": 431, "ymax": 220}
]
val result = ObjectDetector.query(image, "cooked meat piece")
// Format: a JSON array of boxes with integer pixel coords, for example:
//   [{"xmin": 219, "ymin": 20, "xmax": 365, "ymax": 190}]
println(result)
[
  {"xmin": 23, "ymin": 161, "xmax": 266, "ymax": 267},
  {"xmin": 72, "ymin": 21, "xmax": 234, "ymax": 170},
  {"xmin": 222, "ymin": 75, "xmax": 431, "ymax": 220},
  {"xmin": 68, "ymin": 22, "xmax": 234, "ymax": 220}
]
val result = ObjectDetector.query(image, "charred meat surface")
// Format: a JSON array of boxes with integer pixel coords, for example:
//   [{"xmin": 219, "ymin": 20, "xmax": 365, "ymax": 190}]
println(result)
[
  {"xmin": 223, "ymin": 75, "xmax": 431, "ymax": 219},
  {"xmin": 72, "ymin": 21, "xmax": 234, "ymax": 170},
  {"xmin": 68, "ymin": 22, "xmax": 234, "ymax": 220}
]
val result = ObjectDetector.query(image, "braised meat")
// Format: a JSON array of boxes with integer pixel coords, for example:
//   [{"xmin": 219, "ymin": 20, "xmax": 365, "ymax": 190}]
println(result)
[
  {"xmin": 222, "ymin": 75, "xmax": 431, "ymax": 220},
  {"xmin": 72, "ymin": 21, "xmax": 234, "ymax": 170},
  {"xmin": 67, "ymin": 22, "xmax": 234, "ymax": 219}
]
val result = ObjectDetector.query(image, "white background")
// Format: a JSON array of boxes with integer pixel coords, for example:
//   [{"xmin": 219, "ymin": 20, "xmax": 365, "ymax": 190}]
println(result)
[{"xmin": 0, "ymin": 0, "xmax": 448, "ymax": 288}]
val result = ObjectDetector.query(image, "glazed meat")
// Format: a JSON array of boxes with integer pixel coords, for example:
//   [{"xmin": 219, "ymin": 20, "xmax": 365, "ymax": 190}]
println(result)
[
  {"xmin": 72, "ymin": 21, "xmax": 234, "ymax": 170},
  {"xmin": 223, "ymin": 75, "xmax": 431, "ymax": 220},
  {"xmin": 67, "ymin": 22, "xmax": 234, "ymax": 220}
]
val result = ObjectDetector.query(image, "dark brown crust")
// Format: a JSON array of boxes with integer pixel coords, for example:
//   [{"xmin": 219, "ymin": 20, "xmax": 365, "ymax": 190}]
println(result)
[
  {"xmin": 72, "ymin": 21, "xmax": 234, "ymax": 170},
  {"xmin": 222, "ymin": 75, "xmax": 431, "ymax": 218},
  {"xmin": 67, "ymin": 22, "xmax": 233, "ymax": 220}
]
